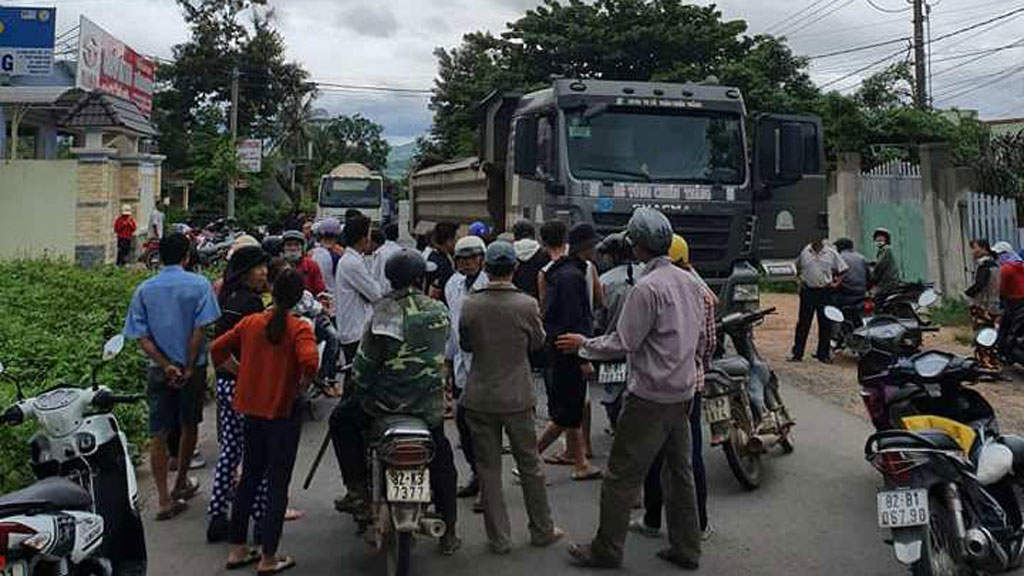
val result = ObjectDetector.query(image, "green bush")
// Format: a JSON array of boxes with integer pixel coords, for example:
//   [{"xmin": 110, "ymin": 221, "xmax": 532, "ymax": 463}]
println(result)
[
  {"xmin": 759, "ymin": 278, "xmax": 799, "ymax": 294},
  {"xmin": 932, "ymin": 298, "xmax": 972, "ymax": 328},
  {"xmin": 0, "ymin": 260, "xmax": 153, "ymax": 492}
]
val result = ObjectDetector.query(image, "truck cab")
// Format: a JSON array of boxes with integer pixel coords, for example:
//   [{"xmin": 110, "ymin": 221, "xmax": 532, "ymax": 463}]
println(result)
[
  {"xmin": 317, "ymin": 163, "xmax": 385, "ymax": 223},
  {"xmin": 502, "ymin": 79, "xmax": 826, "ymax": 292}
]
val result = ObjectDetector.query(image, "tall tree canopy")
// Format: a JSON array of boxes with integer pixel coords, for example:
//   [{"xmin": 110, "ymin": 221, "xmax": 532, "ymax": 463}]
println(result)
[{"xmin": 420, "ymin": 0, "xmax": 981, "ymax": 171}]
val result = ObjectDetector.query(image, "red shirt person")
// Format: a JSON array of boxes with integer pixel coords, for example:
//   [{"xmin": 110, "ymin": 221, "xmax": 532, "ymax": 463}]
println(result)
[{"xmin": 114, "ymin": 205, "xmax": 137, "ymax": 266}]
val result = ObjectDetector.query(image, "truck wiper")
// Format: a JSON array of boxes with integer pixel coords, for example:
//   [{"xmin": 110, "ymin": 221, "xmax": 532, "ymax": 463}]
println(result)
[{"xmin": 577, "ymin": 166, "xmax": 651, "ymax": 182}]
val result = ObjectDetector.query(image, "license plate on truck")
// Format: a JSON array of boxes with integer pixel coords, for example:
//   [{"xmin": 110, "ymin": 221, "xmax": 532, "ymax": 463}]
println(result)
[
  {"xmin": 598, "ymin": 363, "xmax": 627, "ymax": 385},
  {"xmin": 877, "ymin": 488, "xmax": 929, "ymax": 528},
  {"xmin": 386, "ymin": 468, "xmax": 431, "ymax": 503},
  {"xmin": 703, "ymin": 396, "xmax": 731, "ymax": 423}
]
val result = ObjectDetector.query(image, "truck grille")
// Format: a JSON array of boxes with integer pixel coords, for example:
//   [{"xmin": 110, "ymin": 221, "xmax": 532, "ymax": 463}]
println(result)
[{"xmin": 592, "ymin": 213, "xmax": 734, "ymax": 264}]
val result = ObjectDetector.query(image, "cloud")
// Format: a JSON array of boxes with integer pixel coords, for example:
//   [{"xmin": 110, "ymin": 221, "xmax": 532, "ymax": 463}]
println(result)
[{"xmin": 335, "ymin": 5, "xmax": 399, "ymax": 39}]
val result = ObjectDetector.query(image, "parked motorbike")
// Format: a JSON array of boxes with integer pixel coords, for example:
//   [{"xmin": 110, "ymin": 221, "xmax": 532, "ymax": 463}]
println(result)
[
  {"xmin": 873, "ymin": 282, "xmax": 936, "ymax": 321},
  {"xmin": 703, "ymin": 307, "xmax": 794, "ymax": 490},
  {"xmin": 853, "ymin": 321, "xmax": 1024, "ymax": 575},
  {"xmin": 293, "ymin": 291, "xmax": 343, "ymax": 401},
  {"xmin": 137, "ymin": 238, "xmax": 161, "ymax": 271},
  {"xmin": 830, "ymin": 288, "xmax": 939, "ymax": 353},
  {"xmin": 0, "ymin": 335, "xmax": 147, "ymax": 576}
]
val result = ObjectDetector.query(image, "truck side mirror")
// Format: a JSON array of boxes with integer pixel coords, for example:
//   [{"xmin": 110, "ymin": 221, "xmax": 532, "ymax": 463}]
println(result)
[{"xmin": 513, "ymin": 117, "xmax": 538, "ymax": 177}]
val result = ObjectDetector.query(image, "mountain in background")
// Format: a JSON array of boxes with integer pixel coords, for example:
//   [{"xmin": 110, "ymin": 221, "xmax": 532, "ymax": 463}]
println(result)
[{"xmin": 385, "ymin": 141, "xmax": 418, "ymax": 182}]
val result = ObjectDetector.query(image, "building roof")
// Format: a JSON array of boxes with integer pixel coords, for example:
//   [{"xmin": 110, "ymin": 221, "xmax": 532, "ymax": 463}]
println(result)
[
  {"xmin": 0, "ymin": 86, "xmax": 82, "ymax": 106},
  {"xmin": 60, "ymin": 91, "xmax": 158, "ymax": 137}
]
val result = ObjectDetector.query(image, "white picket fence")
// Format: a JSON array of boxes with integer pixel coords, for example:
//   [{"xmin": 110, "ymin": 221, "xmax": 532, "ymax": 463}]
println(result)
[{"xmin": 965, "ymin": 192, "xmax": 1018, "ymax": 247}]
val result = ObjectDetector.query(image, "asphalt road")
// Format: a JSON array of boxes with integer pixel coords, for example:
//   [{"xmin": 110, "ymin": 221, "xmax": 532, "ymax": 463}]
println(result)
[{"xmin": 144, "ymin": 374, "xmax": 903, "ymax": 576}]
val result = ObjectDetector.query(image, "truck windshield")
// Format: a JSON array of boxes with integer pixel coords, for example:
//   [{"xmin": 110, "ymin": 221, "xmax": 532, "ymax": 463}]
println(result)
[
  {"xmin": 319, "ymin": 178, "xmax": 382, "ymax": 208},
  {"xmin": 565, "ymin": 108, "xmax": 745, "ymax": 185}
]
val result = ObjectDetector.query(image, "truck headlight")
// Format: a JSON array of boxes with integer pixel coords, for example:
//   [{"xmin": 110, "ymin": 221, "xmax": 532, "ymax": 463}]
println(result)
[{"xmin": 733, "ymin": 283, "xmax": 760, "ymax": 303}]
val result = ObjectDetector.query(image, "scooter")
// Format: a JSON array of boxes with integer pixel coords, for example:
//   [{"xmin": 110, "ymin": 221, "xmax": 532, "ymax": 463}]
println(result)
[
  {"xmin": 0, "ymin": 335, "xmax": 147, "ymax": 576},
  {"xmin": 830, "ymin": 288, "xmax": 939, "ymax": 354},
  {"xmin": 857, "ymin": 327, "xmax": 1024, "ymax": 575},
  {"xmin": 704, "ymin": 307, "xmax": 795, "ymax": 490}
]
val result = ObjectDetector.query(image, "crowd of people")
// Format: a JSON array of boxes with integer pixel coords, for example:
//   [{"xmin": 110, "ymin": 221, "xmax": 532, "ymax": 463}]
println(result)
[
  {"xmin": 120, "ymin": 206, "xmax": 721, "ymax": 573},
  {"xmin": 789, "ymin": 227, "xmax": 1024, "ymax": 373}
]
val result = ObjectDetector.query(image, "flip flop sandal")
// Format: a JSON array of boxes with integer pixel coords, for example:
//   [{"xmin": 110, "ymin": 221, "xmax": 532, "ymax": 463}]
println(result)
[
  {"xmin": 543, "ymin": 454, "xmax": 574, "ymax": 466},
  {"xmin": 571, "ymin": 468, "xmax": 604, "ymax": 482},
  {"xmin": 567, "ymin": 543, "xmax": 619, "ymax": 569},
  {"xmin": 257, "ymin": 556, "xmax": 296, "ymax": 575},
  {"xmin": 284, "ymin": 508, "xmax": 305, "ymax": 522},
  {"xmin": 172, "ymin": 477, "xmax": 201, "ymax": 501},
  {"xmin": 225, "ymin": 549, "xmax": 260, "ymax": 570},
  {"xmin": 154, "ymin": 499, "xmax": 187, "ymax": 521}
]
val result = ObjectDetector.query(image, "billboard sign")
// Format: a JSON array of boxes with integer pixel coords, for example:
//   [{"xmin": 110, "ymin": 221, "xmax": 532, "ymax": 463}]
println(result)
[
  {"xmin": 75, "ymin": 16, "xmax": 155, "ymax": 116},
  {"xmin": 0, "ymin": 7, "xmax": 56, "ymax": 76},
  {"xmin": 237, "ymin": 139, "xmax": 262, "ymax": 173}
]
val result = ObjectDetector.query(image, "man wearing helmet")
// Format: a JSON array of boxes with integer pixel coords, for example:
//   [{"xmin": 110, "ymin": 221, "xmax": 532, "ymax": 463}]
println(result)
[
  {"xmin": 329, "ymin": 249, "xmax": 461, "ymax": 555},
  {"xmin": 870, "ymin": 227, "xmax": 901, "ymax": 296},
  {"xmin": 281, "ymin": 230, "xmax": 326, "ymax": 295},
  {"xmin": 444, "ymin": 236, "xmax": 489, "ymax": 503},
  {"xmin": 556, "ymin": 208, "xmax": 710, "ymax": 570}
]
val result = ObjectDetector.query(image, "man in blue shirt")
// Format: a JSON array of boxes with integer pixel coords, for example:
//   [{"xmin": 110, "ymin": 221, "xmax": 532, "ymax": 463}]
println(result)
[{"xmin": 124, "ymin": 232, "xmax": 221, "ymax": 520}]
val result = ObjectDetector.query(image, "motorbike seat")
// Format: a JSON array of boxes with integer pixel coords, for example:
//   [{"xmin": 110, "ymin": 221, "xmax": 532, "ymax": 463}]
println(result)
[
  {"xmin": 711, "ymin": 356, "xmax": 751, "ymax": 379},
  {"xmin": 999, "ymin": 435, "xmax": 1024, "ymax": 476},
  {"xmin": 876, "ymin": 430, "xmax": 963, "ymax": 452},
  {"xmin": 368, "ymin": 415, "xmax": 432, "ymax": 443},
  {"xmin": 0, "ymin": 477, "xmax": 92, "ymax": 517}
]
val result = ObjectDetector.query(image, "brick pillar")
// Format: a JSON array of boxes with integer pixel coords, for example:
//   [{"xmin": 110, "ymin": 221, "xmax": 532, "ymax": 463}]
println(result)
[{"xmin": 73, "ymin": 148, "xmax": 119, "ymax": 267}]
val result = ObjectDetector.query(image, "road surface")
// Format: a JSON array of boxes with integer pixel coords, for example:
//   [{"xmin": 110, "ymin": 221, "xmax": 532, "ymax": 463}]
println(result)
[{"xmin": 144, "ymin": 373, "xmax": 901, "ymax": 575}]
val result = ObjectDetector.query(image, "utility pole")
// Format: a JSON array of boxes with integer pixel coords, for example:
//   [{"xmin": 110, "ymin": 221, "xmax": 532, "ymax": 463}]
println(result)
[
  {"xmin": 227, "ymin": 66, "xmax": 240, "ymax": 219},
  {"xmin": 912, "ymin": 0, "xmax": 928, "ymax": 109}
]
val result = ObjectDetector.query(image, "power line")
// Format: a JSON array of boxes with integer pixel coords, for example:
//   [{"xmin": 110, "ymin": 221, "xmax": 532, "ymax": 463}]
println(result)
[
  {"xmin": 808, "ymin": 36, "xmax": 911, "ymax": 60},
  {"xmin": 937, "ymin": 62, "xmax": 1024, "ymax": 101},
  {"xmin": 929, "ymin": 5, "xmax": 1024, "ymax": 45},
  {"xmin": 820, "ymin": 43, "xmax": 911, "ymax": 89},
  {"xmin": 766, "ymin": 0, "xmax": 833, "ymax": 33},
  {"xmin": 931, "ymin": 38, "xmax": 1024, "ymax": 79},
  {"xmin": 778, "ymin": 0, "xmax": 851, "ymax": 35},
  {"xmin": 786, "ymin": 0, "xmax": 857, "ymax": 35},
  {"xmin": 864, "ymin": 0, "xmax": 911, "ymax": 14}
]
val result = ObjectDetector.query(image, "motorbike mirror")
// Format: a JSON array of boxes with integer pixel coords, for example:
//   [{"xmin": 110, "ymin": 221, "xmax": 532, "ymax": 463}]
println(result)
[
  {"xmin": 102, "ymin": 335, "xmax": 125, "ymax": 361},
  {"xmin": 824, "ymin": 306, "xmax": 845, "ymax": 323},
  {"xmin": 976, "ymin": 328, "xmax": 998, "ymax": 348},
  {"xmin": 917, "ymin": 289, "xmax": 938, "ymax": 308}
]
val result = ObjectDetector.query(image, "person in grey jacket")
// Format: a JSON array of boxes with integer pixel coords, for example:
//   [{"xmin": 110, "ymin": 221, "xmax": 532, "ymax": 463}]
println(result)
[
  {"xmin": 556, "ymin": 208, "xmax": 710, "ymax": 571},
  {"xmin": 459, "ymin": 241, "xmax": 564, "ymax": 554}
]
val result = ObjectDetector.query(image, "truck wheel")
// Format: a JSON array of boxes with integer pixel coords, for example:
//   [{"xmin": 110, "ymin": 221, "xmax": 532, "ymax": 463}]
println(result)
[{"xmin": 383, "ymin": 531, "xmax": 412, "ymax": 576}]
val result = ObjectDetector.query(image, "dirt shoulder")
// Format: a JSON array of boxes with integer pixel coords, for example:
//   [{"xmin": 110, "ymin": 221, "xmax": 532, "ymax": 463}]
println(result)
[{"xmin": 758, "ymin": 292, "xmax": 1024, "ymax": 434}]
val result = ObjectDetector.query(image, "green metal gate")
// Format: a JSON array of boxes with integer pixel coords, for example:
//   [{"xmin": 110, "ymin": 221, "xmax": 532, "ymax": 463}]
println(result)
[{"xmin": 859, "ymin": 161, "xmax": 929, "ymax": 282}]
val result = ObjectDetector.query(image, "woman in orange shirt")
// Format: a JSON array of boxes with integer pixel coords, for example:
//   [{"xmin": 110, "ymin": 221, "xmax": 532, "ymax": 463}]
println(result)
[{"xmin": 211, "ymin": 269, "xmax": 318, "ymax": 575}]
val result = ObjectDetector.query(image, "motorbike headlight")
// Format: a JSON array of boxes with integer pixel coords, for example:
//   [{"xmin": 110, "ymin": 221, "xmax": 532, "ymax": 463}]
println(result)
[{"xmin": 732, "ymin": 283, "xmax": 760, "ymax": 303}]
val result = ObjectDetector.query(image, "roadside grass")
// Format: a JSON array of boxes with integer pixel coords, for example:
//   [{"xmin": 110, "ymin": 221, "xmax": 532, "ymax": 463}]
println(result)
[
  {"xmin": 932, "ymin": 298, "xmax": 972, "ymax": 328},
  {"xmin": 0, "ymin": 259, "xmax": 153, "ymax": 492},
  {"xmin": 760, "ymin": 278, "xmax": 799, "ymax": 294}
]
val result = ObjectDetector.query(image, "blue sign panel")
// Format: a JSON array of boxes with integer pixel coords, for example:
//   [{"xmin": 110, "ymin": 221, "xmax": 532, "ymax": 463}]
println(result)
[{"xmin": 0, "ymin": 7, "xmax": 56, "ymax": 76}]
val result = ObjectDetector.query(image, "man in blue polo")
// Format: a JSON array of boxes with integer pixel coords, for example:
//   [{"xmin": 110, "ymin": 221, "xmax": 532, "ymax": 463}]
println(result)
[{"xmin": 124, "ymin": 232, "xmax": 221, "ymax": 521}]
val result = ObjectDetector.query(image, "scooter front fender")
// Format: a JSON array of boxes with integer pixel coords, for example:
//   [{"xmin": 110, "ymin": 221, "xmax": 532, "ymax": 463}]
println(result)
[{"xmin": 892, "ymin": 527, "xmax": 926, "ymax": 564}]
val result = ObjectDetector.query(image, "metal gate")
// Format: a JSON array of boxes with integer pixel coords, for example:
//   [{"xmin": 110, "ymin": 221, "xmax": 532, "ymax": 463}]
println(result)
[
  {"xmin": 859, "ymin": 161, "xmax": 928, "ymax": 282},
  {"xmin": 964, "ymin": 192, "xmax": 1018, "ymax": 246}
]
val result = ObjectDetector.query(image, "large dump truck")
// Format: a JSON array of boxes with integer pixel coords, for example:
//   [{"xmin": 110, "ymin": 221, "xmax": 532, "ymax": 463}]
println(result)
[
  {"xmin": 317, "ymin": 163, "xmax": 386, "ymax": 223},
  {"xmin": 410, "ymin": 78, "xmax": 826, "ymax": 290}
]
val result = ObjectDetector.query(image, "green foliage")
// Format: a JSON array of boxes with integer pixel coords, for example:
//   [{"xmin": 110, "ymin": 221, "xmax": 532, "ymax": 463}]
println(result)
[
  {"xmin": 759, "ymin": 278, "xmax": 799, "ymax": 294},
  {"xmin": 975, "ymin": 132, "xmax": 1024, "ymax": 201},
  {"xmin": 0, "ymin": 261, "xmax": 152, "ymax": 492},
  {"xmin": 931, "ymin": 298, "xmax": 972, "ymax": 328},
  {"xmin": 307, "ymin": 115, "xmax": 391, "ymax": 178}
]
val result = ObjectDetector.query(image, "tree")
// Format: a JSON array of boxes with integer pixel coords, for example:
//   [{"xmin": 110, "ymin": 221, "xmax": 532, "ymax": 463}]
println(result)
[
  {"xmin": 422, "ymin": 0, "xmax": 816, "ymax": 165},
  {"xmin": 303, "ymin": 114, "xmax": 391, "ymax": 189}
]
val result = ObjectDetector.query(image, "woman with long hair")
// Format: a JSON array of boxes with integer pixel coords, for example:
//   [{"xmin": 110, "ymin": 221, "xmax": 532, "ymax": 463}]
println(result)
[{"xmin": 211, "ymin": 269, "xmax": 319, "ymax": 574}]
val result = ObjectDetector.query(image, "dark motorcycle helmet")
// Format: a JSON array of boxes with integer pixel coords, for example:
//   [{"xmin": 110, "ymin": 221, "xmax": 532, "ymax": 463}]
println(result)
[
  {"xmin": 834, "ymin": 237, "xmax": 854, "ymax": 252},
  {"xmin": 262, "ymin": 235, "xmax": 284, "ymax": 257},
  {"xmin": 385, "ymin": 249, "xmax": 434, "ymax": 290}
]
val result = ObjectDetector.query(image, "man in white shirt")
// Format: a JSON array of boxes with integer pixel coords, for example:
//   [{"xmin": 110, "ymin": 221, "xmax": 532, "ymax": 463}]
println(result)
[
  {"xmin": 791, "ymin": 238, "xmax": 848, "ymax": 364},
  {"xmin": 149, "ymin": 204, "xmax": 166, "ymax": 240},
  {"xmin": 334, "ymin": 214, "xmax": 384, "ymax": 365},
  {"xmin": 444, "ymin": 236, "xmax": 488, "ymax": 501},
  {"xmin": 372, "ymin": 223, "xmax": 404, "ymax": 291},
  {"xmin": 310, "ymin": 217, "xmax": 343, "ymax": 293}
]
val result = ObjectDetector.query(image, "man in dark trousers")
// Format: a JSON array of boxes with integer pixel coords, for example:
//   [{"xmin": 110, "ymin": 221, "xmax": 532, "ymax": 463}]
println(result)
[{"xmin": 790, "ymin": 238, "xmax": 847, "ymax": 364}]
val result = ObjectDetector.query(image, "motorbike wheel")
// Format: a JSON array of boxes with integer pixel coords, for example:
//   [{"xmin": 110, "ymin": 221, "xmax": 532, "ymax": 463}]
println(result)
[
  {"xmin": 911, "ymin": 494, "xmax": 970, "ymax": 576},
  {"xmin": 723, "ymin": 423, "xmax": 762, "ymax": 490},
  {"xmin": 383, "ymin": 531, "xmax": 412, "ymax": 576}
]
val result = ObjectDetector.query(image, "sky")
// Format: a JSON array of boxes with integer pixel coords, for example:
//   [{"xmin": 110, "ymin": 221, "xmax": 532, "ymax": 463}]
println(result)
[{"xmin": 34, "ymin": 0, "xmax": 1024, "ymax": 143}]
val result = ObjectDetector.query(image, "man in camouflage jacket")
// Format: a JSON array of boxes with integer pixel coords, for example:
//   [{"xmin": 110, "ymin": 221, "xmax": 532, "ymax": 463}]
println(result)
[{"xmin": 329, "ymin": 252, "xmax": 461, "ymax": 555}]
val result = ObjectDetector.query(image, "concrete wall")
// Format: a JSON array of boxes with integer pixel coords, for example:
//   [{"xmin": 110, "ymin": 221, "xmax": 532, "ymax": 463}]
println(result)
[{"xmin": 0, "ymin": 160, "xmax": 79, "ymax": 259}]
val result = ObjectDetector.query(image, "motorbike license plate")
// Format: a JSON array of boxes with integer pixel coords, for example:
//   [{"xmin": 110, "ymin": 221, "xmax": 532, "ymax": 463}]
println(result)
[
  {"xmin": 877, "ymin": 488, "xmax": 929, "ymax": 528},
  {"xmin": 386, "ymin": 468, "xmax": 431, "ymax": 503},
  {"xmin": 703, "ymin": 396, "xmax": 731, "ymax": 423},
  {"xmin": 598, "ymin": 363, "xmax": 627, "ymax": 385},
  {"xmin": 2, "ymin": 560, "xmax": 28, "ymax": 576}
]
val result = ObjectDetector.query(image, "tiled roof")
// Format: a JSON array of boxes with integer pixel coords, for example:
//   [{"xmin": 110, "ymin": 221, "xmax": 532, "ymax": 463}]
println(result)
[{"xmin": 60, "ymin": 92, "xmax": 158, "ymax": 137}]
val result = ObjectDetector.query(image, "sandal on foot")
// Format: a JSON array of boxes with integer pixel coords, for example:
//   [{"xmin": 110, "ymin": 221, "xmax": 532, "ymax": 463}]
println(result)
[
  {"xmin": 543, "ymin": 454, "xmax": 574, "ymax": 466},
  {"xmin": 284, "ymin": 508, "xmax": 305, "ymax": 522},
  {"xmin": 257, "ymin": 556, "xmax": 296, "ymax": 575},
  {"xmin": 171, "ymin": 477, "xmax": 201, "ymax": 501},
  {"xmin": 571, "ymin": 468, "xmax": 604, "ymax": 481},
  {"xmin": 226, "ymin": 549, "xmax": 260, "ymax": 570},
  {"xmin": 154, "ymin": 500, "xmax": 187, "ymax": 521},
  {"xmin": 567, "ymin": 543, "xmax": 619, "ymax": 569}
]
